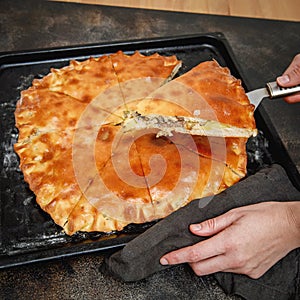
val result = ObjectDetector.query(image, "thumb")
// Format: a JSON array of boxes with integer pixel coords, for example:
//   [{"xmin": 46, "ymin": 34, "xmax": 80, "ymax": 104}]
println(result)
[
  {"xmin": 189, "ymin": 210, "xmax": 241, "ymax": 236},
  {"xmin": 277, "ymin": 54, "xmax": 300, "ymax": 87}
]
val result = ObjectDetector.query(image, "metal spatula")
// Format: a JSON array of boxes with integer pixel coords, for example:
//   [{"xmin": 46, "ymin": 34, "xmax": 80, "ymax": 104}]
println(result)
[{"xmin": 246, "ymin": 81, "xmax": 300, "ymax": 110}]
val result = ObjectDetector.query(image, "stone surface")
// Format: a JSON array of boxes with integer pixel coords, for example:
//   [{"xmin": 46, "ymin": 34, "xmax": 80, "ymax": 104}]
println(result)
[{"xmin": 0, "ymin": 254, "xmax": 242, "ymax": 299}]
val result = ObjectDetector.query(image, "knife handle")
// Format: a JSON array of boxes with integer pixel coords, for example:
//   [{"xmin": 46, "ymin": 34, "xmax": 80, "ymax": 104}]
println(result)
[{"xmin": 266, "ymin": 81, "xmax": 300, "ymax": 98}]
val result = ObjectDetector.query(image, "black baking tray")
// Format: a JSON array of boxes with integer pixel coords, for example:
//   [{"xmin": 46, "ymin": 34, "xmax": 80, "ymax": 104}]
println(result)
[{"xmin": 0, "ymin": 32, "xmax": 271, "ymax": 269}]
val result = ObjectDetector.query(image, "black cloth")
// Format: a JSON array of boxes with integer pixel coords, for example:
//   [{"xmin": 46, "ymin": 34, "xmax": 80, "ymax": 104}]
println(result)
[{"xmin": 104, "ymin": 164, "xmax": 300, "ymax": 299}]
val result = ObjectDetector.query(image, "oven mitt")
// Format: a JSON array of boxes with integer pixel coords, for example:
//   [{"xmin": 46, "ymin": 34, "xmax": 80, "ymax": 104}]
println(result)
[{"xmin": 103, "ymin": 164, "xmax": 300, "ymax": 299}]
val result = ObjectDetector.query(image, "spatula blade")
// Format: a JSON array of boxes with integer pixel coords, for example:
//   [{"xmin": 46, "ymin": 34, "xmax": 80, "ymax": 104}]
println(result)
[{"xmin": 246, "ymin": 88, "xmax": 270, "ymax": 110}]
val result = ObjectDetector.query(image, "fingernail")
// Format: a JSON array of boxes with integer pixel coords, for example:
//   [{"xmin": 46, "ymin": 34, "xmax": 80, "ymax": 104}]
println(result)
[
  {"xmin": 190, "ymin": 224, "xmax": 202, "ymax": 231},
  {"xmin": 277, "ymin": 75, "xmax": 290, "ymax": 85},
  {"xmin": 160, "ymin": 258, "xmax": 169, "ymax": 265}
]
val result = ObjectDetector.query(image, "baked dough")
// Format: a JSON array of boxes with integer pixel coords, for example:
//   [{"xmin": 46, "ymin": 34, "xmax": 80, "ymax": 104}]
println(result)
[{"xmin": 14, "ymin": 52, "xmax": 255, "ymax": 235}]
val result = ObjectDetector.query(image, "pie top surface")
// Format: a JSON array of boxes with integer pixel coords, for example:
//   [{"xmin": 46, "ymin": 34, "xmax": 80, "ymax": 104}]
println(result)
[{"xmin": 14, "ymin": 51, "xmax": 255, "ymax": 235}]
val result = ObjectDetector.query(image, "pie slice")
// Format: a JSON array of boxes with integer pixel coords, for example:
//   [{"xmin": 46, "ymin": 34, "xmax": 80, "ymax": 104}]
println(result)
[
  {"xmin": 110, "ymin": 51, "xmax": 181, "ymax": 106},
  {"xmin": 132, "ymin": 60, "xmax": 256, "ymax": 135},
  {"xmin": 133, "ymin": 132, "xmax": 247, "ymax": 217},
  {"xmin": 66, "ymin": 124, "xmax": 153, "ymax": 234},
  {"xmin": 111, "ymin": 51, "xmax": 181, "ymax": 84},
  {"xmin": 187, "ymin": 136, "xmax": 248, "ymax": 197},
  {"xmin": 15, "ymin": 89, "xmax": 89, "ymax": 137},
  {"xmin": 14, "ymin": 129, "xmax": 87, "ymax": 228},
  {"xmin": 32, "ymin": 55, "xmax": 120, "ymax": 104},
  {"xmin": 173, "ymin": 60, "xmax": 255, "ymax": 129},
  {"xmin": 134, "ymin": 130, "xmax": 200, "ymax": 219},
  {"xmin": 14, "ymin": 125, "xmax": 134, "ymax": 233},
  {"xmin": 64, "ymin": 193, "xmax": 128, "ymax": 235}
]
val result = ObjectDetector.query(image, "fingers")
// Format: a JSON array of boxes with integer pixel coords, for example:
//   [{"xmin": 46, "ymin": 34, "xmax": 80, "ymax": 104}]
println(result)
[
  {"xmin": 160, "ymin": 202, "xmax": 297, "ymax": 279},
  {"xmin": 160, "ymin": 209, "xmax": 243, "ymax": 266},
  {"xmin": 189, "ymin": 255, "xmax": 227, "ymax": 276},
  {"xmin": 281, "ymin": 94, "xmax": 300, "ymax": 104},
  {"xmin": 160, "ymin": 232, "xmax": 225, "ymax": 266},
  {"xmin": 189, "ymin": 209, "xmax": 241, "ymax": 237},
  {"xmin": 188, "ymin": 256, "xmax": 264, "ymax": 278}
]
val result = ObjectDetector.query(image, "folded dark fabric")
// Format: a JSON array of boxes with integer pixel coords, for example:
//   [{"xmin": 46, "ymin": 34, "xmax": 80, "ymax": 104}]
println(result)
[
  {"xmin": 215, "ymin": 248, "xmax": 300, "ymax": 300},
  {"xmin": 103, "ymin": 164, "xmax": 300, "ymax": 299}
]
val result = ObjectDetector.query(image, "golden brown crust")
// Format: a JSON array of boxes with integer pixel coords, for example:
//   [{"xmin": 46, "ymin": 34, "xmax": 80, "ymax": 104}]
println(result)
[
  {"xmin": 14, "ymin": 130, "xmax": 83, "ymax": 228},
  {"xmin": 64, "ymin": 195, "xmax": 128, "ymax": 235},
  {"xmin": 14, "ymin": 53, "xmax": 254, "ymax": 235},
  {"xmin": 110, "ymin": 51, "xmax": 181, "ymax": 84},
  {"xmin": 15, "ymin": 89, "xmax": 89, "ymax": 132}
]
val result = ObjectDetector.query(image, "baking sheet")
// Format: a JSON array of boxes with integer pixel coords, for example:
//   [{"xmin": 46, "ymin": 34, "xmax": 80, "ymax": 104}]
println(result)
[{"xmin": 0, "ymin": 33, "xmax": 272, "ymax": 269}]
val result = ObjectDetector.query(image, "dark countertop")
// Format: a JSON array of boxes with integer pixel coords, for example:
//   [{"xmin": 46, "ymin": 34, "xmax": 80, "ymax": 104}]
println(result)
[{"xmin": 0, "ymin": 1, "xmax": 299, "ymax": 299}]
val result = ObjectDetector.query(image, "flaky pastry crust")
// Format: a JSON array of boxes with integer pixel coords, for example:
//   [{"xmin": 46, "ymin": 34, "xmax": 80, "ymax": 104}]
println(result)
[{"xmin": 14, "ymin": 52, "xmax": 255, "ymax": 235}]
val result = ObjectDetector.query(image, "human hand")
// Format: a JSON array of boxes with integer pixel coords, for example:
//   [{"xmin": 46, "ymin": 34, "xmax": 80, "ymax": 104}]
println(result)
[
  {"xmin": 277, "ymin": 53, "xmax": 300, "ymax": 103},
  {"xmin": 160, "ymin": 201, "xmax": 300, "ymax": 279}
]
